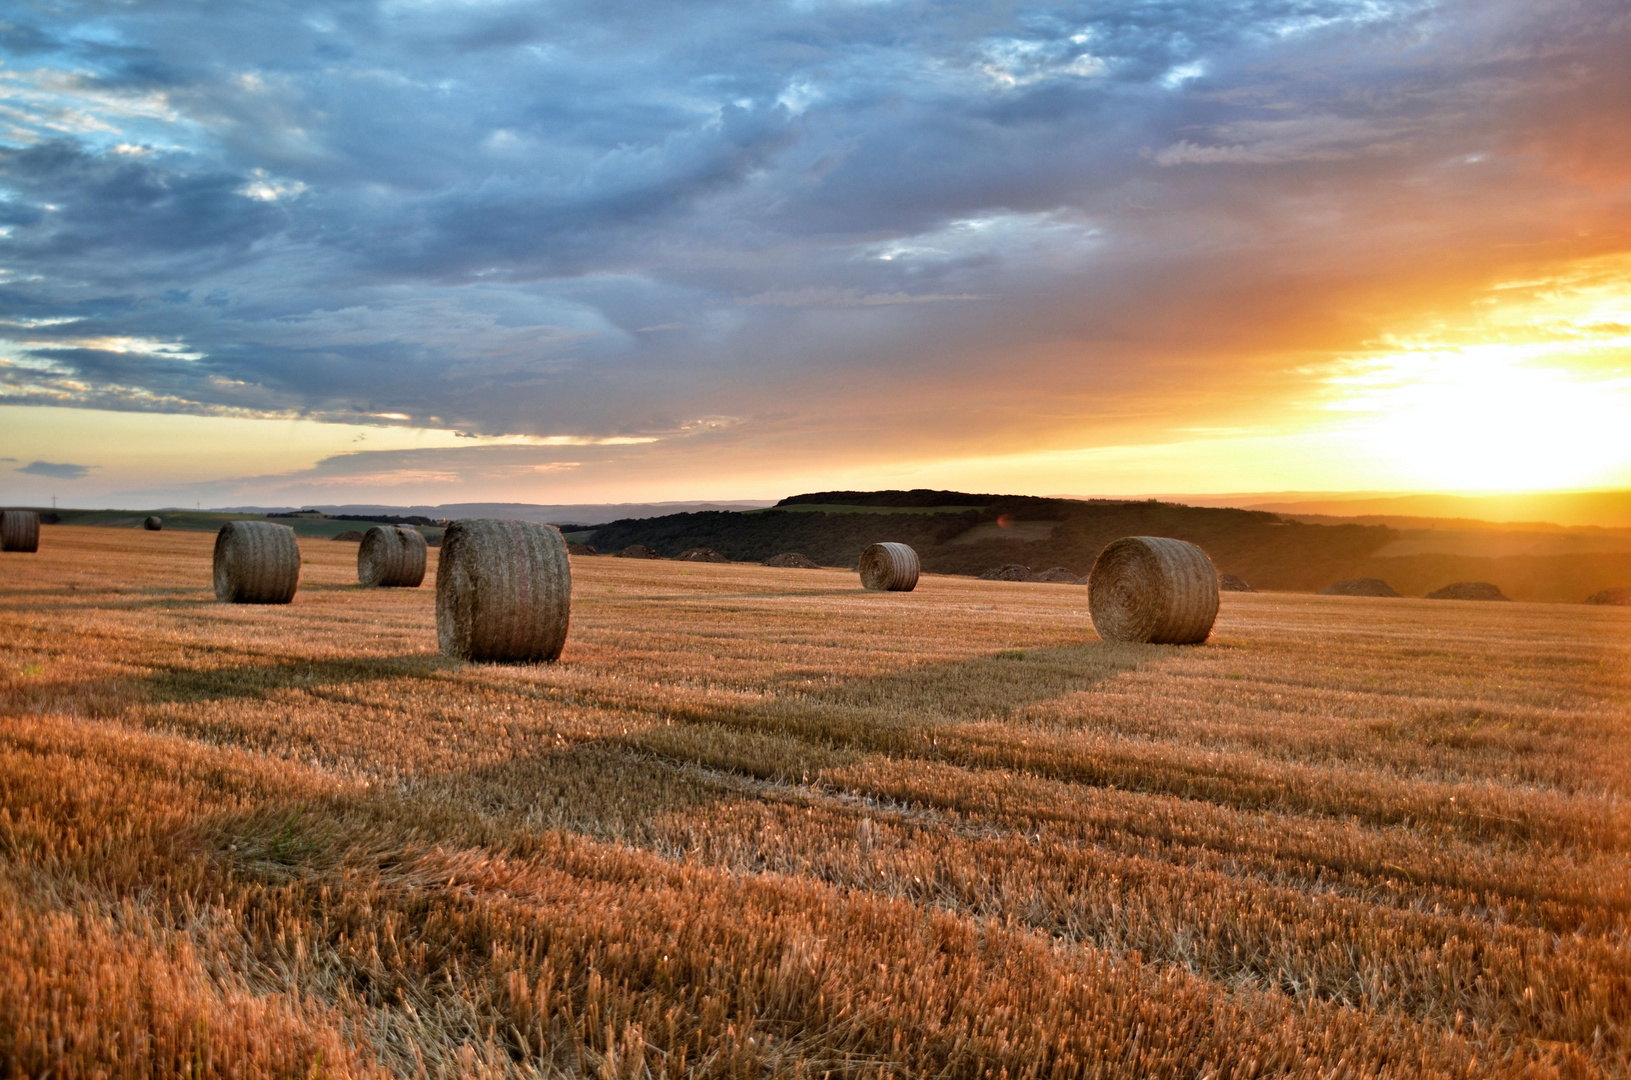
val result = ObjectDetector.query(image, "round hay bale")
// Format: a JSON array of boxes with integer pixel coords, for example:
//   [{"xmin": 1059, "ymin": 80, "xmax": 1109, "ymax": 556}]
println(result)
[
  {"xmin": 1, "ymin": 510, "xmax": 40, "ymax": 553},
  {"xmin": 980, "ymin": 564, "xmax": 1032, "ymax": 581},
  {"xmin": 1031, "ymin": 566, "xmax": 1078, "ymax": 583},
  {"xmin": 567, "ymin": 542, "xmax": 598, "ymax": 556},
  {"xmin": 1088, "ymin": 536, "xmax": 1218, "ymax": 644},
  {"xmin": 1218, "ymin": 573, "xmax": 1253, "ymax": 592},
  {"xmin": 436, "ymin": 518, "xmax": 570, "ymax": 663},
  {"xmin": 1585, "ymin": 587, "xmax": 1631, "ymax": 606},
  {"xmin": 859, "ymin": 542, "xmax": 919, "ymax": 592},
  {"xmin": 358, "ymin": 525, "xmax": 428, "ymax": 588},
  {"xmin": 675, "ymin": 547, "xmax": 729, "ymax": 563},
  {"xmin": 1318, "ymin": 578, "xmax": 1401, "ymax": 598},
  {"xmin": 1425, "ymin": 581, "xmax": 1510, "ymax": 601},
  {"xmin": 213, "ymin": 521, "xmax": 299, "ymax": 604},
  {"xmin": 143, "ymin": 516, "xmax": 163, "ymax": 531},
  {"xmin": 618, "ymin": 544, "xmax": 661, "ymax": 559},
  {"xmin": 764, "ymin": 552, "xmax": 820, "ymax": 569}
]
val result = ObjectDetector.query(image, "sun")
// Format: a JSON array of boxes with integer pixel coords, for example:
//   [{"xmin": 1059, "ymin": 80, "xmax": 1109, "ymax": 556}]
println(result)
[{"xmin": 1323, "ymin": 259, "xmax": 1631, "ymax": 493}]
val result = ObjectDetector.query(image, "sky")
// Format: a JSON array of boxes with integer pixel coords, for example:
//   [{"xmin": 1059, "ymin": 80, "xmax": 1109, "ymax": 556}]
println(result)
[{"xmin": 1, "ymin": 0, "xmax": 1629, "ymax": 508}]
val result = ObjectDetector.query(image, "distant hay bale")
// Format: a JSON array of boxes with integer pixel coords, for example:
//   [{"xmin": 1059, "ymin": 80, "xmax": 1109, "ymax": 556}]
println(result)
[
  {"xmin": 675, "ymin": 547, "xmax": 729, "ymax": 563},
  {"xmin": 859, "ymin": 542, "xmax": 919, "ymax": 592},
  {"xmin": 213, "ymin": 521, "xmax": 299, "ymax": 604},
  {"xmin": 1, "ymin": 510, "xmax": 40, "ymax": 553},
  {"xmin": 567, "ymin": 542, "xmax": 598, "ymax": 556},
  {"xmin": 980, "ymin": 564, "xmax": 1032, "ymax": 581},
  {"xmin": 1318, "ymin": 578, "xmax": 1401, "ymax": 598},
  {"xmin": 1219, "ymin": 573, "xmax": 1253, "ymax": 592},
  {"xmin": 764, "ymin": 552, "xmax": 820, "ymax": 569},
  {"xmin": 358, "ymin": 525, "xmax": 428, "ymax": 588},
  {"xmin": 1585, "ymin": 587, "xmax": 1631, "ymax": 606},
  {"xmin": 143, "ymin": 516, "xmax": 163, "ymax": 531},
  {"xmin": 1088, "ymin": 536, "xmax": 1218, "ymax": 645},
  {"xmin": 332, "ymin": 530, "xmax": 365, "ymax": 542},
  {"xmin": 1425, "ymin": 581, "xmax": 1510, "ymax": 602},
  {"xmin": 1031, "ymin": 566, "xmax": 1077, "ymax": 583},
  {"xmin": 436, "ymin": 518, "xmax": 571, "ymax": 663},
  {"xmin": 618, "ymin": 544, "xmax": 662, "ymax": 559}
]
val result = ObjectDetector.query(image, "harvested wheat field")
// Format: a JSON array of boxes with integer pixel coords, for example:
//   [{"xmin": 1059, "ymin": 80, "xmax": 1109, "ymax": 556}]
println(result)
[{"xmin": 2, "ymin": 525, "xmax": 1629, "ymax": 1078}]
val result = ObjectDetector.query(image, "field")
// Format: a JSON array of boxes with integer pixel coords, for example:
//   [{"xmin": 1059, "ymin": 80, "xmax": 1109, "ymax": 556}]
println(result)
[{"xmin": 2, "ymin": 525, "xmax": 1628, "ymax": 1078}]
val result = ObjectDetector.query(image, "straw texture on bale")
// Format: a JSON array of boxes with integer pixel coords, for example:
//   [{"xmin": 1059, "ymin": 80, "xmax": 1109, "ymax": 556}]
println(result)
[
  {"xmin": 764, "ymin": 552, "xmax": 820, "ymax": 569},
  {"xmin": 858, "ymin": 542, "xmax": 919, "ymax": 592},
  {"xmin": 1319, "ymin": 578, "xmax": 1401, "ymax": 597},
  {"xmin": 142, "ymin": 516, "xmax": 162, "ymax": 531},
  {"xmin": 436, "ymin": 518, "xmax": 571, "ymax": 663},
  {"xmin": 1425, "ymin": 581, "xmax": 1510, "ymax": 601},
  {"xmin": 1088, "ymin": 536, "xmax": 1219, "ymax": 645},
  {"xmin": 212, "ymin": 521, "xmax": 299, "ymax": 604},
  {"xmin": 357, "ymin": 525, "xmax": 428, "ymax": 587},
  {"xmin": 1, "ymin": 510, "xmax": 40, "ymax": 553}
]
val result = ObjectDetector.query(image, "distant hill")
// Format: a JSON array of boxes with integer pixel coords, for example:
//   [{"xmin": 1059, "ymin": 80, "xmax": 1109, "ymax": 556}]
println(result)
[
  {"xmin": 1157, "ymin": 489, "xmax": 1631, "ymax": 530},
  {"xmin": 212, "ymin": 500, "xmax": 776, "ymax": 525},
  {"xmin": 584, "ymin": 489, "xmax": 1631, "ymax": 601},
  {"xmin": 587, "ymin": 491, "xmax": 1396, "ymax": 591}
]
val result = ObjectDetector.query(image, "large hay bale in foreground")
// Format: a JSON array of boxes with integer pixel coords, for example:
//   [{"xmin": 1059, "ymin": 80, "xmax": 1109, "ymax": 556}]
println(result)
[
  {"xmin": 764, "ymin": 552, "xmax": 820, "ymax": 569},
  {"xmin": 859, "ymin": 542, "xmax": 919, "ymax": 592},
  {"xmin": 1088, "ymin": 536, "xmax": 1218, "ymax": 644},
  {"xmin": 213, "ymin": 521, "xmax": 299, "ymax": 604},
  {"xmin": 675, "ymin": 547, "xmax": 729, "ymax": 563},
  {"xmin": 143, "ymin": 516, "xmax": 163, "ymax": 531},
  {"xmin": 1425, "ymin": 581, "xmax": 1510, "ymax": 601},
  {"xmin": 1, "ymin": 510, "xmax": 40, "ymax": 553},
  {"xmin": 437, "ymin": 519, "xmax": 571, "ymax": 663},
  {"xmin": 1585, "ymin": 587, "xmax": 1631, "ymax": 606},
  {"xmin": 358, "ymin": 525, "xmax": 428, "ymax": 587},
  {"xmin": 1319, "ymin": 578, "xmax": 1401, "ymax": 598}
]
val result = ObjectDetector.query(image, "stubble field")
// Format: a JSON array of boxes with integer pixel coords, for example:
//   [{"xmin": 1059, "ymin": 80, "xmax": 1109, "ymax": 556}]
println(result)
[{"xmin": 1, "ymin": 525, "xmax": 1628, "ymax": 1078}]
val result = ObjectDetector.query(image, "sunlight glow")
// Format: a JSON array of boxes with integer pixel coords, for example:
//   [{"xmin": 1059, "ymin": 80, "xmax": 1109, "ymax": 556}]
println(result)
[{"xmin": 1323, "ymin": 256, "xmax": 1631, "ymax": 491}]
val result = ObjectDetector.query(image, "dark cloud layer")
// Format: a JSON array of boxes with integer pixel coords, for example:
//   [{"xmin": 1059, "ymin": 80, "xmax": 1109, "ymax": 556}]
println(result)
[
  {"xmin": 1, "ymin": 0, "xmax": 1627, "ymax": 472},
  {"xmin": 16, "ymin": 460, "xmax": 94, "ymax": 478}
]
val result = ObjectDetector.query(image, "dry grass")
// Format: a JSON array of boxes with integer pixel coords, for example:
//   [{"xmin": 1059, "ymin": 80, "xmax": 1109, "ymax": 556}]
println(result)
[{"xmin": 2, "ymin": 525, "xmax": 1628, "ymax": 1078}]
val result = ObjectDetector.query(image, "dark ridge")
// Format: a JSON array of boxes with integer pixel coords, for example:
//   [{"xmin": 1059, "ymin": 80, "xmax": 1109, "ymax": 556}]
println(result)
[{"xmin": 585, "ymin": 496, "xmax": 1390, "ymax": 590}]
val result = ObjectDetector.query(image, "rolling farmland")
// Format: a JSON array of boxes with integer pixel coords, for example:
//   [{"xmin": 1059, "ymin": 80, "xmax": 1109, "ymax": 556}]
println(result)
[{"xmin": 2, "ymin": 526, "xmax": 1628, "ymax": 1077}]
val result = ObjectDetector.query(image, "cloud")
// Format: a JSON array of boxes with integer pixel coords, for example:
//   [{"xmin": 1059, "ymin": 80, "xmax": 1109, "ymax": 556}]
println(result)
[
  {"xmin": 16, "ymin": 460, "xmax": 95, "ymax": 478},
  {"xmin": 0, "ymin": 0, "xmax": 1626, "ymax": 496}
]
